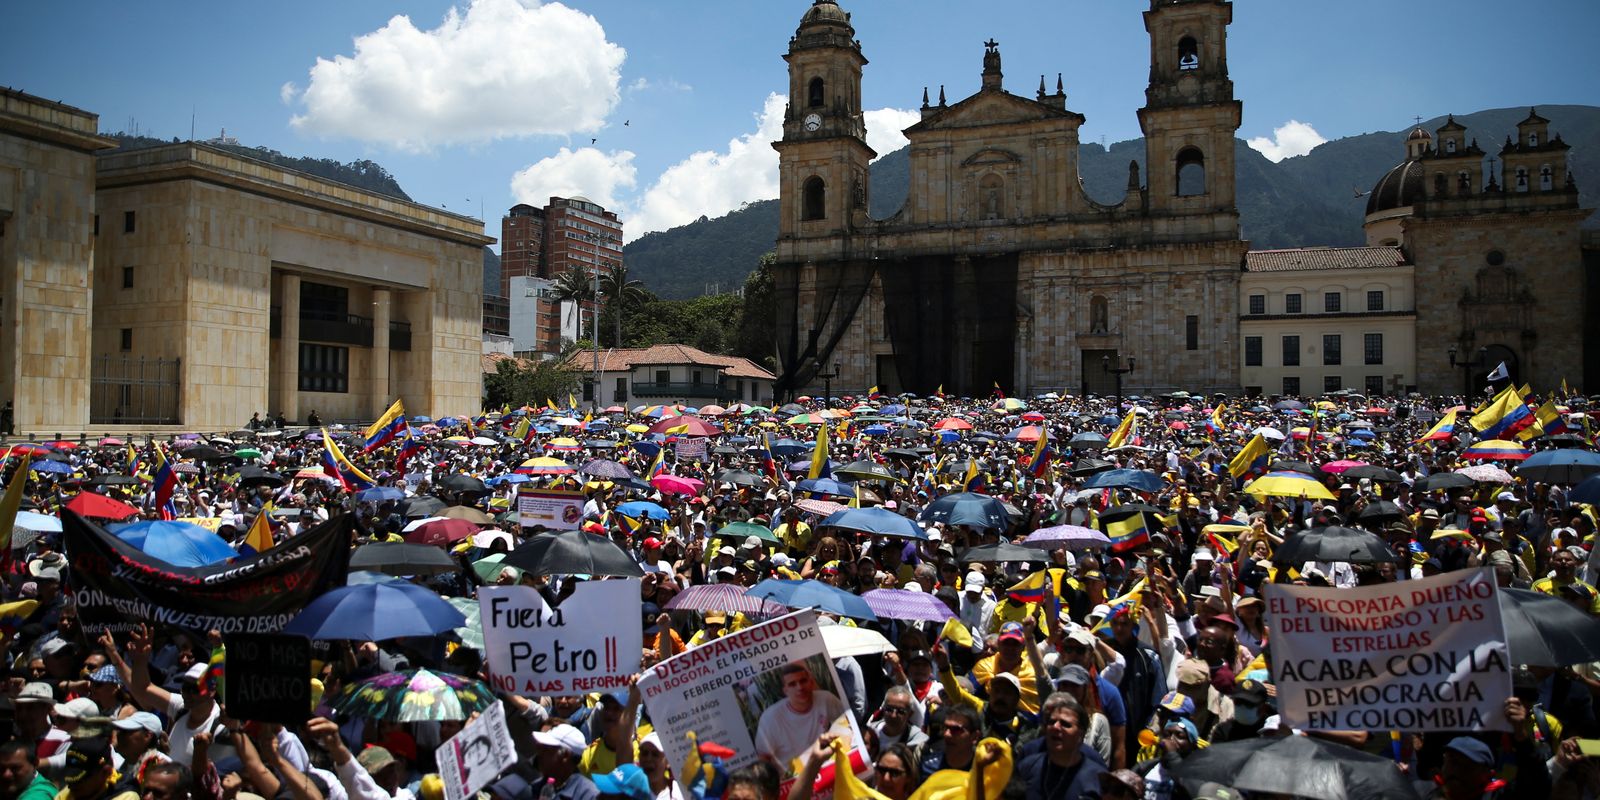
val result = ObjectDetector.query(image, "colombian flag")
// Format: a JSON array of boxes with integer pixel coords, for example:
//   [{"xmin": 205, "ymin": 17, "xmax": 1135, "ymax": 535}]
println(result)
[
  {"xmin": 322, "ymin": 429, "xmax": 375, "ymax": 491},
  {"xmin": 1107, "ymin": 410, "xmax": 1138, "ymax": 449},
  {"xmin": 1006, "ymin": 570, "xmax": 1050, "ymax": 604},
  {"xmin": 962, "ymin": 459, "xmax": 986, "ymax": 493},
  {"xmin": 1206, "ymin": 403, "xmax": 1227, "ymax": 437},
  {"xmin": 1091, "ymin": 579, "xmax": 1146, "ymax": 638},
  {"xmin": 1102, "ymin": 513, "xmax": 1151, "ymax": 552},
  {"xmin": 647, "ymin": 447, "xmax": 667, "ymax": 480},
  {"xmin": 808, "ymin": 424, "xmax": 830, "ymax": 480},
  {"xmin": 1027, "ymin": 427, "xmax": 1051, "ymax": 478},
  {"xmin": 151, "ymin": 443, "xmax": 179, "ymax": 519},
  {"xmin": 1227, "ymin": 434, "xmax": 1272, "ymax": 481},
  {"xmin": 237, "ymin": 508, "xmax": 276, "ymax": 557},
  {"xmin": 1518, "ymin": 401, "xmax": 1569, "ymax": 441},
  {"xmin": 511, "ymin": 417, "xmax": 532, "ymax": 443},
  {"xmin": 363, "ymin": 399, "xmax": 408, "ymax": 453},
  {"xmin": 1470, "ymin": 386, "xmax": 1536, "ymax": 440},
  {"xmin": 1416, "ymin": 410, "xmax": 1458, "ymax": 443}
]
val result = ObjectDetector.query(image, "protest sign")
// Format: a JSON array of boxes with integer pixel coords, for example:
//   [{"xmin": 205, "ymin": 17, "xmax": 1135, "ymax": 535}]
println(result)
[
  {"xmin": 223, "ymin": 633, "xmax": 312, "ymax": 726},
  {"xmin": 639, "ymin": 610, "xmax": 869, "ymax": 800},
  {"xmin": 438, "ymin": 700, "xmax": 517, "ymax": 800},
  {"xmin": 675, "ymin": 438, "xmax": 708, "ymax": 462},
  {"xmin": 479, "ymin": 579, "xmax": 641, "ymax": 696},
  {"xmin": 64, "ymin": 511, "xmax": 353, "ymax": 635},
  {"xmin": 516, "ymin": 487, "xmax": 584, "ymax": 530},
  {"xmin": 1265, "ymin": 567, "xmax": 1511, "ymax": 732}
]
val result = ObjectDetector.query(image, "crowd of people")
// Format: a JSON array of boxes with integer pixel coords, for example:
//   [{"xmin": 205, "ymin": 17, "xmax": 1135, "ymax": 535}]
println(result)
[{"xmin": 2, "ymin": 386, "xmax": 1599, "ymax": 800}]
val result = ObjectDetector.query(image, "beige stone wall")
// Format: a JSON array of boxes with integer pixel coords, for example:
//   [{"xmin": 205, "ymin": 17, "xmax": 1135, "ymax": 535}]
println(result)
[{"xmin": 1238, "ymin": 264, "xmax": 1417, "ymax": 395}]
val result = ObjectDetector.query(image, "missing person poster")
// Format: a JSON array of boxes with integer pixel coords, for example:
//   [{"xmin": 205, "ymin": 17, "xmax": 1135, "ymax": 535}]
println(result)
[
  {"xmin": 639, "ymin": 609, "xmax": 869, "ymax": 800},
  {"xmin": 438, "ymin": 700, "xmax": 516, "ymax": 800},
  {"xmin": 516, "ymin": 487, "xmax": 584, "ymax": 530},
  {"xmin": 479, "ymin": 580, "xmax": 641, "ymax": 696},
  {"xmin": 1265, "ymin": 567, "xmax": 1511, "ymax": 732}
]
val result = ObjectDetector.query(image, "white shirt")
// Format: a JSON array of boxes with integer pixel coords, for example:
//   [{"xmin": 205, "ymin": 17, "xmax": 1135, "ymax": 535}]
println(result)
[{"xmin": 753, "ymin": 690, "xmax": 848, "ymax": 768}]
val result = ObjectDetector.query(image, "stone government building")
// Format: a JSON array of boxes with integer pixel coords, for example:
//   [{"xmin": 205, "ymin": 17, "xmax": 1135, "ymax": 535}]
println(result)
[
  {"xmin": 1, "ymin": 88, "xmax": 490, "ymax": 434},
  {"xmin": 772, "ymin": 0, "xmax": 1593, "ymax": 400}
]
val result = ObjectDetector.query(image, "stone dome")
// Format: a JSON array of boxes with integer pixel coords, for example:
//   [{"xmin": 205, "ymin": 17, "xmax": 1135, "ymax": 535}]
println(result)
[
  {"xmin": 800, "ymin": 0, "xmax": 850, "ymax": 27},
  {"xmin": 1366, "ymin": 160, "xmax": 1425, "ymax": 216},
  {"xmin": 1406, "ymin": 126, "xmax": 1432, "ymax": 143}
]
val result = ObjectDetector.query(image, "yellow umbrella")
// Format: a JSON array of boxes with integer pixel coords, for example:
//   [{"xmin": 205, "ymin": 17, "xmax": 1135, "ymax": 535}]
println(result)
[
  {"xmin": 1429, "ymin": 528, "xmax": 1474, "ymax": 542},
  {"xmin": 1243, "ymin": 471, "xmax": 1336, "ymax": 500},
  {"xmin": 626, "ymin": 424, "xmax": 649, "ymax": 434}
]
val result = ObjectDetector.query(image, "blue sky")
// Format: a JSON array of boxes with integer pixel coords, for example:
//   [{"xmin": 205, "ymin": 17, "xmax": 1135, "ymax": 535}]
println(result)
[{"xmin": 6, "ymin": 0, "xmax": 1597, "ymax": 245}]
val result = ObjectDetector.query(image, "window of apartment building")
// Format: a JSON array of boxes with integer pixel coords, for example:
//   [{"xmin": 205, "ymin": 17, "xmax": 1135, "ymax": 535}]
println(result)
[
  {"xmin": 122, "ymin": 266, "xmax": 134, "ymax": 289},
  {"xmin": 655, "ymin": 369, "xmax": 669, "ymax": 385},
  {"xmin": 1285, "ymin": 293, "xmax": 1302, "ymax": 314},
  {"xmin": 1185, "ymin": 315, "xmax": 1198, "ymax": 350},
  {"xmin": 123, "ymin": 211, "xmax": 136, "ymax": 233},
  {"xmin": 1244, "ymin": 336, "xmax": 1262, "ymax": 367},
  {"xmin": 298, "ymin": 343, "xmax": 348, "ymax": 393},
  {"xmin": 301, "ymin": 281, "xmax": 349, "ymax": 320},
  {"xmin": 1282, "ymin": 335, "xmax": 1300, "ymax": 366},
  {"xmin": 1282, "ymin": 376, "xmax": 1300, "ymax": 395},
  {"xmin": 1247, "ymin": 294, "xmax": 1265, "ymax": 315},
  {"xmin": 1324, "ymin": 292, "xmax": 1341, "ymax": 312},
  {"xmin": 1365, "ymin": 333, "xmax": 1384, "ymax": 365},
  {"xmin": 1366, "ymin": 376, "xmax": 1385, "ymax": 396},
  {"xmin": 120, "ymin": 328, "xmax": 132, "ymax": 352},
  {"xmin": 614, "ymin": 378, "xmax": 626, "ymax": 402},
  {"xmin": 1324, "ymin": 375, "xmax": 1342, "ymax": 393},
  {"xmin": 1323, "ymin": 334, "xmax": 1341, "ymax": 365},
  {"xmin": 1367, "ymin": 290, "xmax": 1384, "ymax": 311}
]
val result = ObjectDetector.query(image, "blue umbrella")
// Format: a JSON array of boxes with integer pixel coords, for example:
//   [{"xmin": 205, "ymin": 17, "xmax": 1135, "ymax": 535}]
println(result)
[
  {"xmin": 881, "ymin": 404, "xmax": 907, "ymax": 415},
  {"xmin": 436, "ymin": 417, "xmax": 461, "ymax": 427},
  {"xmin": 30, "ymin": 460, "xmax": 74, "ymax": 475},
  {"xmin": 355, "ymin": 486, "xmax": 406, "ymax": 503},
  {"xmin": 918, "ymin": 492, "xmax": 1011, "ymax": 530},
  {"xmin": 111, "ymin": 520, "xmax": 238, "ymax": 567},
  {"xmin": 1347, "ymin": 428, "xmax": 1376, "ymax": 439},
  {"xmin": 745, "ymin": 579, "xmax": 877, "ymax": 621},
  {"xmin": 1082, "ymin": 468, "xmax": 1164, "ymax": 493},
  {"xmin": 787, "ymin": 459, "xmax": 841, "ymax": 474},
  {"xmin": 1517, "ymin": 449, "xmax": 1600, "ymax": 484},
  {"xmin": 770, "ymin": 438, "xmax": 810, "ymax": 457},
  {"xmin": 936, "ymin": 430, "xmax": 962, "ymax": 444},
  {"xmin": 411, "ymin": 415, "xmax": 433, "ymax": 424},
  {"xmin": 283, "ymin": 581, "xmax": 465, "ymax": 640},
  {"xmin": 819, "ymin": 507, "xmax": 925, "ymax": 539},
  {"xmin": 486, "ymin": 474, "xmax": 530, "ymax": 486},
  {"xmin": 584, "ymin": 419, "xmax": 612, "ymax": 429},
  {"xmin": 862, "ymin": 425, "xmax": 890, "ymax": 436},
  {"xmin": 794, "ymin": 477, "xmax": 857, "ymax": 498},
  {"xmin": 1571, "ymin": 473, "xmax": 1600, "ymax": 506},
  {"xmin": 632, "ymin": 441, "xmax": 662, "ymax": 458},
  {"xmin": 617, "ymin": 501, "xmax": 669, "ymax": 520}
]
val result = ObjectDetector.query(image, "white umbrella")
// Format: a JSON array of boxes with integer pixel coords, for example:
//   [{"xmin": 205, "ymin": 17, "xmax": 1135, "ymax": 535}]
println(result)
[
  {"xmin": 468, "ymin": 436, "xmax": 498, "ymax": 446},
  {"xmin": 552, "ymin": 417, "xmax": 582, "ymax": 427},
  {"xmin": 15, "ymin": 511, "xmax": 62, "ymax": 533},
  {"xmin": 402, "ymin": 516, "xmax": 446, "ymax": 533},
  {"xmin": 1254, "ymin": 426, "xmax": 1286, "ymax": 440},
  {"xmin": 819, "ymin": 623, "xmax": 895, "ymax": 658}
]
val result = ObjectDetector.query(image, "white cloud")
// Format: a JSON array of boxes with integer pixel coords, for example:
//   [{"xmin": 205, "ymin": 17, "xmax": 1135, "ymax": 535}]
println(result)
[
  {"xmin": 285, "ymin": 0, "xmax": 625, "ymax": 151},
  {"xmin": 627, "ymin": 77, "xmax": 691, "ymax": 94},
  {"xmin": 509, "ymin": 147, "xmax": 637, "ymax": 210},
  {"xmin": 1247, "ymin": 119, "xmax": 1327, "ymax": 162},
  {"xmin": 864, "ymin": 108, "xmax": 919, "ymax": 160},
  {"xmin": 279, "ymin": 82, "xmax": 298, "ymax": 106}
]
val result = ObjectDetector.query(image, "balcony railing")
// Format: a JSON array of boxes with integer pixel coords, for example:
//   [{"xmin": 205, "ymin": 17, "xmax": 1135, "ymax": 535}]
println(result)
[
  {"xmin": 631, "ymin": 381, "xmax": 738, "ymax": 401},
  {"xmin": 269, "ymin": 307, "xmax": 412, "ymax": 350}
]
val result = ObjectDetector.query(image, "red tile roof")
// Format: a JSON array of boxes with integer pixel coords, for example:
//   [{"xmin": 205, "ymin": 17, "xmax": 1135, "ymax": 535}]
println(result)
[
  {"xmin": 1244, "ymin": 246, "xmax": 1408, "ymax": 273},
  {"xmin": 563, "ymin": 344, "xmax": 775, "ymax": 380}
]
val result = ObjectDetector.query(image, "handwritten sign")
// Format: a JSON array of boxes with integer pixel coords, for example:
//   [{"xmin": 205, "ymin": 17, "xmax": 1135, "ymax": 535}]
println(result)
[
  {"xmin": 223, "ymin": 633, "xmax": 312, "ymax": 725},
  {"xmin": 1266, "ymin": 567, "xmax": 1511, "ymax": 732},
  {"xmin": 516, "ymin": 488, "xmax": 585, "ymax": 530},
  {"xmin": 479, "ymin": 580, "xmax": 641, "ymax": 696},
  {"xmin": 438, "ymin": 700, "xmax": 517, "ymax": 800}
]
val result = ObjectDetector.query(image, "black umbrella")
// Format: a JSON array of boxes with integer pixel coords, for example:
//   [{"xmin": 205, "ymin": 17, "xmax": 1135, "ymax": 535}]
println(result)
[
  {"xmin": 1102, "ymin": 502, "xmax": 1163, "ymax": 517},
  {"xmin": 1068, "ymin": 432, "xmax": 1109, "ymax": 449},
  {"xmin": 1343, "ymin": 464, "xmax": 1403, "ymax": 482},
  {"xmin": 236, "ymin": 465, "xmax": 287, "ymax": 489},
  {"xmin": 959, "ymin": 542, "xmax": 1049, "ymax": 564},
  {"xmin": 1270, "ymin": 459, "xmax": 1321, "ymax": 476},
  {"xmin": 918, "ymin": 492, "xmax": 1011, "ymax": 529},
  {"xmin": 84, "ymin": 474, "xmax": 142, "ymax": 487},
  {"xmin": 712, "ymin": 469, "xmax": 766, "ymax": 489},
  {"xmin": 834, "ymin": 460, "xmax": 898, "ymax": 483},
  {"xmin": 1171, "ymin": 734, "xmax": 1418, "ymax": 800},
  {"xmin": 502, "ymin": 529, "xmax": 644, "ymax": 578},
  {"xmin": 1272, "ymin": 525, "xmax": 1401, "ymax": 566},
  {"xmin": 350, "ymin": 542, "xmax": 461, "ymax": 577},
  {"xmin": 438, "ymin": 474, "xmax": 488, "ymax": 495},
  {"xmin": 887, "ymin": 428, "xmax": 924, "ymax": 441},
  {"xmin": 1545, "ymin": 434, "xmax": 1590, "ymax": 448},
  {"xmin": 1498, "ymin": 587, "xmax": 1600, "ymax": 667},
  {"xmin": 1354, "ymin": 500, "xmax": 1404, "ymax": 523},
  {"xmin": 1412, "ymin": 472, "xmax": 1474, "ymax": 493},
  {"xmin": 400, "ymin": 496, "xmax": 448, "ymax": 519},
  {"xmin": 1273, "ymin": 400, "xmax": 1306, "ymax": 411},
  {"xmin": 184, "ymin": 445, "xmax": 231, "ymax": 462},
  {"xmin": 883, "ymin": 448, "xmax": 924, "ymax": 461},
  {"xmin": 1067, "ymin": 458, "xmax": 1115, "ymax": 477}
]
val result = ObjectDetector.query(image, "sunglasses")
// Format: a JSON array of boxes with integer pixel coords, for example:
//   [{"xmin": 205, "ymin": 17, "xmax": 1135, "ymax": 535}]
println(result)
[
  {"xmin": 874, "ymin": 765, "xmax": 907, "ymax": 778},
  {"xmin": 942, "ymin": 723, "xmax": 970, "ymax": 735}
]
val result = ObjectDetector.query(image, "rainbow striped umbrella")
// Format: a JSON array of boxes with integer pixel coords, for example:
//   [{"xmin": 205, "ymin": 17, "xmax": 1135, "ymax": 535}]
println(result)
[
  {"xmin": 515, "ymin": 456, "xmax": 576, "ymax": 475},
  {"xmin": 1462, "ymin": 440, "xmax": 1529, "ymax": 461}
]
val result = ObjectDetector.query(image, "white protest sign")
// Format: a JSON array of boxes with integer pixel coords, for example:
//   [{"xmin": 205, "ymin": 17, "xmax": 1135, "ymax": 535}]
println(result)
[
  {"xmin": 639, "ymin": 609, "xmax": 869, "ymax": 800},
  {"xmin": 479, "ymin": 580, "xmax": 642, "ymax": 696},
  {"xmin": 1266, "ymin": 567, "xmax": 1511, "ymax": 732},
  {"xmin": 437, "ymin": 700, "xmax": 516, "ymax": 800},
  {"xmin": 516, "ymin": 487, "xmax": 585, "ymax": 530},
  {"xmin": 675, "ymin": 438, "xmax": 708, "ymax": 462}
]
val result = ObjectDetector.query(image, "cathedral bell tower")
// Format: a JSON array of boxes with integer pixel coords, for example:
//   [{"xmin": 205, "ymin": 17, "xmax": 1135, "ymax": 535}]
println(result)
[
  {"xmin": 1137, "ymin": 0, "xmax": 1242, "ymax": 224},
  {"xmin": 774, "ymin": 0, "xmax": 876, "ymax": 243}
]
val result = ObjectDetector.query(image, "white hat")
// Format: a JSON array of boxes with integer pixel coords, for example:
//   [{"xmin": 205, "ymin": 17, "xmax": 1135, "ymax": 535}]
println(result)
[
  {"xmin": 1496, "ymin": 491, "xmax": 1517, "ymax": 502},
  {"xmin": 927, "ymin": 528, "xmax": 942, "ymax": 542},
  {"xmin": 963, "ymin": 572, "xmax": 986, "ymax": 592},
  {"xmin": 716, "ymin": 546, "xmax": 736, "ymax": 557},
  {"xmin": 1193, "ymin": 547, "xmax": 1215, "ymax": 561},
  {"xmin": 1087, "ymin": 603, "xmax": 1112, "ymax": 625},
  {"xmin": 183, "ymin": 663, "xmax": 209, "ymax": 682},
  {"xmin": 531, "ymin": 723, "xmax": 587, "ymax": 756},
  {"xmin": 903, "ymin": 581, "xmax": 923, "ymax": 593},
  {"xmin": 770, "ymin": 553, "xmax": 792, "ymax": 568},
  {"xmin": 53, "ymin": 697, "xmax": 99, "ymax": 719}
]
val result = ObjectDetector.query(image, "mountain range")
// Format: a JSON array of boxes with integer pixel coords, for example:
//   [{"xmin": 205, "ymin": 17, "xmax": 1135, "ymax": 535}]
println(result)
[{"xmin": 623, "ymin": 105, "xmax": 1600, "ymax": 299}]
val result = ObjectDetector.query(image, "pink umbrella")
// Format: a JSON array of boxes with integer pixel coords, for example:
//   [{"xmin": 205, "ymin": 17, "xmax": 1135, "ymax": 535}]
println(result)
[
  {"xmin": 1021, "ymin": 525, "xmax": 1110, "ymax": 550},
  {"xmin": 861, "ymin": 589, "xmax": 957, "ymax": 623},
  {"xmin": 1321, "ymin": 460, "xmax": 1369, "ymax": 474},
  {"xmin": 934, "ymin": 417, "xmax": 973, "ymax": 431},
  {"xmin": 651, "ymin": 474, "xmax": 705, "ymax": 496}
]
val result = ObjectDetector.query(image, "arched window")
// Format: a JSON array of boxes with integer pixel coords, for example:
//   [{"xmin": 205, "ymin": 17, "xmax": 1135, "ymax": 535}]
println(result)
[
  {"xmin": 980, "ymin": 174, "xmax": 1004, "ymax": 220},
  {"xmin": 802, "ymin": 176, "xmax": 826, "ymax": 221},
  {"xmin": 1177, "ymin": 36, "xmax": 1199, "ymax": 70},
  {"xmin": 1515, "ymin": 167, "xmax": 1529, "ymax": 192},
  {"xmin": 1090, "ymin": 295, "xmax": 1109, "ymax": 333},
  {"xmin": 1540, "ymin": 165, "xmax": 1554, "ymax": 191},
  {"xmin": 1176, "ymin": 148, "xmax": 1206, "ymax": 196},
  {"xmin": 807, "ymin": 77, "xmax": 825, "ymax": 109}
]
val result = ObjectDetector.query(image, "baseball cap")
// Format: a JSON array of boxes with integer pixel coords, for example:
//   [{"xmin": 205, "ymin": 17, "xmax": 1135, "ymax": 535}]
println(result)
[
  {"xmin": 998, "ymin": 621, "xmax": 1025, "ymax": 642},
  {"xmin": 591, "ymin": 764, "xmax": 652, "ymax": 800},
  {"xmin": 1163, "ymin": 717, "xmax": 1199, "ymax": 743},
  {"xmin": 1193, "ymin": 547, "xmax": 1214, "ymax": 561},
  {"xmin": 1087, "ymin": 603, "xmax": 1112, "ymax": 625},
  {"xmin": 531, "ymin": 724, "xmax": 588, "ymax": 756},
  {"xmin": 1055, "ymin": 664, "xmax": 1091, "ymax": 687},
  {"xmin": 742, "ymin": 535, "xmax": 764, "ymax": 550},
  {"xmin": 703, "ymin": 611, "xmax": 727, "ymax": 624},
  {"xmin": 1175, "ymin": 659, "xmax": 1210, "ymax": 687},
  {"xmin": 1496, "ymin": 491, "xmax": 1517, "ymax": 502},
  {"xmin": 16, "ymin": 682, "xmax": 54, "ymax": 704},
  {"xmin": 770, "ymin": 553, "xmax": 792, "ymax": 568},
  {"xmin": 988, "ymin": 672, "xmax": 1022, "ymax": 694},
  {"xmin": 41, "ymin": 639, "xmax": 74, "ymax": 657},
  {"xmin": 64, "ymin": 738, "xmax": 112, "ymax": 784},
  {"xmin": 53, "ymin": 697, "xmax": 99, "ymax": 719},
  {"xmin": 1158, "ymin": 691, "xmax": 1195, "ymax": 716},
  {"xmin": 1444, "ymin": 736, "xmax": 1495, "ymax": 767},
  {"xmin": 1232, "ymin": 678, "xmax": 1269, "ymax": 706},
  {"xmin": 642, "ymin": 537, "xmax": 662, "ymax": 550},
  {"xmin": 356, "ymin": 746, "xmax": 396, "ymax": 775},
  {"xmin": 1420, "ymin": 508, "xmax": 1441, "ymax": 520},
  {"xmin": 716, "ymin": 546, "xmax": 736, "ymax": 557},
  {"xmin": 963, "ymin": 572, "xmax": 986, "ymax": 593},
  {"xmin": 111, "ymin": 712, "xmax": 163, "ymax": 733},
  {"xmin": 183, "ymin": 663, "xmax": 209, "ymax": 682},
  {"xmin": 1193, "ymin": 783, "xmax": 1245, "ymax": 800},
  {"xmin": 1066, "ymin": 629, "xmax": 1095, "ymax": 648}
]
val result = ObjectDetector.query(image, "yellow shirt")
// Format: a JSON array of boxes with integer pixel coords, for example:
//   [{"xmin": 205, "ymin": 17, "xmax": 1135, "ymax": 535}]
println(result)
[
  {"xmin": 775, "ymin": 521, "xmax": 813, "ymax": 553},
  {"xmin": 1531, "ymin": 576, "xmax": 1600, "ymax": 613},
  {"xmin": 970, "ymin": 654, "xmax": 1041, "ymax": 715}
]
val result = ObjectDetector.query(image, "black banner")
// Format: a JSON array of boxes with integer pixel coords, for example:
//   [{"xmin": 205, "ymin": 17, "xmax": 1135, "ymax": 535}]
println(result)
[
  {"xmin": 64, "ymin": 511, "xmax": 353, "ymax": 635},
  {"xmin": 223, "ymin": 633, "xmax": 313, "ymax": 726}
]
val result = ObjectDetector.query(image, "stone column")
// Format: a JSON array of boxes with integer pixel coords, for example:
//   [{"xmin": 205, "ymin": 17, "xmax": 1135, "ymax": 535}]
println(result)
[
  {"xmin": 371, "ymin": 287, "xmax": 391, "ymax": 416},
  {"xmin": 277, "ymin": 273, "xmax": 300, "ymax": 422}
]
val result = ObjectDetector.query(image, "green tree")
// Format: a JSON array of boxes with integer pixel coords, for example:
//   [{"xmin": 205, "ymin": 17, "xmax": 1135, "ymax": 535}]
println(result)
[
  {"xmin": 734, "ymin": 252, "xmax": 777, "ymax": 370},
  {"xmin": 483, "ymin": 357, "xmax": 580, "ymax": 410},
  {"xmin": 599, "ymin": 264, "xmax": 650, "ymax": 347}
]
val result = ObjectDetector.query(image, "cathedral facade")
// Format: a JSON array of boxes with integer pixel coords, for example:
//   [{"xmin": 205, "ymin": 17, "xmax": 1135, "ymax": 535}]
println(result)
[{"xmin": 772, "ymin": 0, "xmax": 1248, "ymax": 399}]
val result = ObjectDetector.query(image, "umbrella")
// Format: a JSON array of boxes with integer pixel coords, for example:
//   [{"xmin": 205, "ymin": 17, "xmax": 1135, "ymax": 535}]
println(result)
[
  {"xmin": 439, "ymin": 506, "xmax": 495, "ymax": 525},
  {"xmin": 665, "ymin": 583, "xmax": 787, "ymax": 617},
  {"xmin": 235, "ymin": 465, "xmax": 287, "ymax": 489},
  {"xmin": 1516, "ymin": 449, "xmax": 1600, "ymax": 484},
  {"xmin": 29, "ymin": 460, "xmax": 74, "ymax": 475},
  {"xmin": 332, "ymin": 669, "xmax": 495, "ymax": 723},
  {"xmin": 14, "ymin": 510, "xmax": 62, "ymax": 534},
  {"xmin": 794, "ymin": 477, "xmax": 857, "ymax": 498},
  {"xmin": 833, "ymin": 460, "xmax": 899, "ymax": 483},
  {"xmin": 350, "ymin": 542, "xmax": 460, "ymax": 576},
  {"xmin": 284, "ymin": 581, "xmax": 466, "ymax": 640},
  {"xmin": 861, "ymin": 589, "xmax": 956, "ymax": 622},
  {"xmin": 960, "ymin": 543, "xmax": 1050, "ymax": 564},
  {"xmin": 111, "ymin": 520, "xmax": 238, "ymax": 567},
  {"xmin": 444, "ymin": 597, "xmax": 484, "ymax": 650},
  {"xmin": 502, "ymin": 529, "xmax": 644, "ymax": 577},
  {"xmin": 793, "ymin": 498, "xmax": 847, "ymax": 518},
  {"xmin": 470, "ymin": 553, "xmax": 521, "ymax": 583},
  {"xmin": 1498, "ymin": 587, "xmax": 1600, "ymax": 667},
  {"xmin": 400, "ymin": 495, "xmax": 448, "ymax": 519},
  {"xmin": 817, "ymin": 507, "xmax": 925, "ymax": 539},
  {"xmin": 1570, "ymin": 473, "xmax": 1600, "ymax": 506},
  {"xmin": 1454, "ymin": 464, "xmax": 1514, "ymax": 484},
  {"xmin": 437, "ymin": 474, "xmax": 489, "ymax": 495},
  {"xmin": 1354, "ymin": 500, "xmax": 1405, "ymax": 523},
  {"xmin": 1321, "ymin": 459, "xmax": 1368, "ymax": 474},
  {"xmin": 1171, "ymin": 733, "xmax": 1418, "ymax": 800},
  {"xmin": 770, "ymin": 438, "xmax": 810, "ymax": 457},
  {"xmin": 1411, "ymin": 472, "xmax": 1474, "ymax": 493},
  {"xmin": 516, "ymin": 457, "xmax": 576, "ymax": 476},
  {"xmin": 184, "ymin": 445, "xmax": 231, "ymax": 462},
  {"xmin": 1272, "ymin": 525, "xmax": 1401, "ymax": 566},
  {"xmin": 933, "ymin": 417, "xmax": 973, "ymax": 431},
  {"xmin": 651, "ymin": 474, "xmax": 704, "ymax": 496},
  {"xmin": 616, "ymin": 501, "xmax": 669, "ymax": 521},
  {"xmin": 1461, "ymin": 440, "xmax": 1529, "ymax": 461},
  {"xmin": 233, "ymin": 448, "xmax": 264, "ymax": 460},
  {"xmin": 1021, "ymin": 525, "xmax": 1109, "ymax": 550},
  {"xmin": 1244, "ymin": 471, "xmax": 1336, "ymax": 500},
  {"xmin": 918, "ymin": 492, "xmax": 1011, "ymax": 530},
  {"xmin": 1343, "ymin": 465, "xmax": 1403, "ymax": 482},
  {"xmin": 1272, "ymin": 400, "xmax": 1305, "ymax": 411},
  {"xmin": 745, "ymin": 579, "xmax": 877, "ymax": 621},
  {"xmin": 1081, "ymin": 468, "xmax": 1163, "ymax": 493},
  {"xmin": 1066, "ymin": 457, "xmax": 1115, "ymax": 477},
  {"xmin": 713, "ymin": 521, "xmax": 781, "ymax": 545},
  {"xmin": 1254, "ymin": 426, "xmax": 1286, "ymax": 440},
  {"xmin": 1269, "ymin": 460, "xmax": 1321, "ymax": 476},
  {"xmin": 712, "ymin": 469, "xmax": 767, "ymax": 489},
  {"xmin": 405, "ymin": 518, "xmax": 480, "ymax": 546},
  {"xmin": 83, "ymin": 475, "xmax": 141, "ymax": 487},
  {"xmin": 354, "ymin": 486, "xmax": 406, "ymax": 503},
  {"xmin": 819, "ymin": 624, "xmax": 897, "ymax": 658},
  {"xmin": 648, "ymin": 416, "xmax": 722, "ymax": 437}
]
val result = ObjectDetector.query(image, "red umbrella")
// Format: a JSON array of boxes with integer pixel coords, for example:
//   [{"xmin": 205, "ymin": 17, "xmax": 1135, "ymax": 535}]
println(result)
[
  {"xmin": 1020, "ymin": 411, "xmax": 1045, "ymax": 422},
  {"xmin": 934, "ymin": 417, "xmax": 973, "ymax": 431},
  {"xmin": 66, "ymin": 492, "xmax": 140, "ymax": 520},
  {"xmin": 647, "ymin": 416, "xmax": 723, "ymax": 437},
  {"xmin": 405, "ymin": 517, "xmax": 480, "ymax": 546}
]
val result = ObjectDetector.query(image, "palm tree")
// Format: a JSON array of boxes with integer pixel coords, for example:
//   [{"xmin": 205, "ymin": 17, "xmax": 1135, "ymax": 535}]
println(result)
[
  {"xmin": 551, "ymin": 268, "xmax": 595, "ymax": 342},
  {"xmin": 598, "ymin": 263, "xmax": 649, "ymax": 347}
]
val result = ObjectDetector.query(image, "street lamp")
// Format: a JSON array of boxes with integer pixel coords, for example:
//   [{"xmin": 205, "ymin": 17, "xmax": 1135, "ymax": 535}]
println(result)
[
  {"xmin": 1103, "ymin": 355, "xmax": 1135, "ymax": 410},
  {"xmin": 1447, "ymin": 345, "xmax": 1488, "ymax": 398},
  {"xmin": 817, "ymin": 363, "xmax": 840, "ymax": 409}
]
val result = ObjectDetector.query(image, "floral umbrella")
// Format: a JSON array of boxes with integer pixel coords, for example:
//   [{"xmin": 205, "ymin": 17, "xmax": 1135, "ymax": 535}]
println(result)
[{"xmin": 332, "ymin": 668, "xmax": 495, "ymax": 722}]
